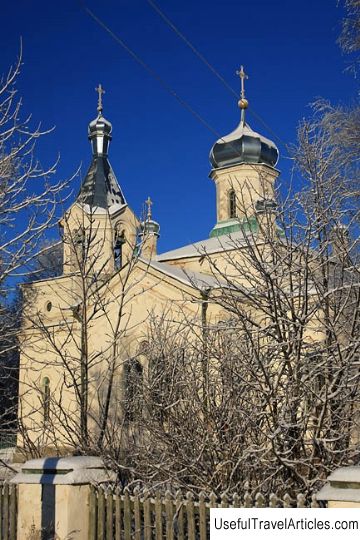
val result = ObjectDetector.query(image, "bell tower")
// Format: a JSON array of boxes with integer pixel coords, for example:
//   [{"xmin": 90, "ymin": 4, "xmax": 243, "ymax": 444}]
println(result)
[
  {"xmin": 61, "ymin": 85, "xmax": 138, "ymax": 275},
  {"xmin": 209, "ymin": 67, "xmax": 279, "ymax": 238},
  {"xmin": 139, "ymin": 197, "xmax": 160, "ymax": 259}
]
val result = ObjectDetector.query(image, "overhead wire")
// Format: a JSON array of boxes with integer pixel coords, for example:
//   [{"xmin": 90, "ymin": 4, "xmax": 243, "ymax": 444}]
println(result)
[
  {"xmin": 82, "ymin": 5, "xmax": 227, "ymax": 142},
  {"xmin": 82, "ymin": 4, "xmax": 287, "ymax": 166},
  {"xmin": 145, "ymin": 0, "xmax": 290, "ymax": 154},
  {"xmin": 146, "ymin": 0, "xmax": 239, "ymax": 100}
]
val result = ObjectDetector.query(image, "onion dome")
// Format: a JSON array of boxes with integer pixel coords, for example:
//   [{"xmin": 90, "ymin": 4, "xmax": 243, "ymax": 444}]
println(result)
[
  {"xmin": 210, "ymin": 67, "xmax": 279, "ymax": 169},
  {"xmin": 76, "ymin": 85, "xmax": 126, "ymax": 213},
  {"xmin": 141, "ymin": 218, "xmax": 160, "ymax": 237},
  {"xmin": 210, "ymin": 122, "xmax": 279, "ymax": 169},
  {"xmin": 140, "ymin": 197, "xmax": 160, "ymax": 238}
]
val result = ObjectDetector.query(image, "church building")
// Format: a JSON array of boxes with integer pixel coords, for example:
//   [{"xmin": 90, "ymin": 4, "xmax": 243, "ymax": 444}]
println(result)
[{"xmin": 17, "ymin": 69, "xmax": 280, "ymax": 455}]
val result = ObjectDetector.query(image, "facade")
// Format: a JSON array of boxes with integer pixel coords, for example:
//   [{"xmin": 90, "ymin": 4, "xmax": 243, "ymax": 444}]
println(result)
[{"xmin": 17, "ymin": 73, "xmax": 281, "ymax": 455}]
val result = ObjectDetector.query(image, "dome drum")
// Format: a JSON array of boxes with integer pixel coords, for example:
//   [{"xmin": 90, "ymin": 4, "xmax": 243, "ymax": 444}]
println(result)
[{"xmin": 88, "ymin": 115, "xmax": 112, "ymax": 156}]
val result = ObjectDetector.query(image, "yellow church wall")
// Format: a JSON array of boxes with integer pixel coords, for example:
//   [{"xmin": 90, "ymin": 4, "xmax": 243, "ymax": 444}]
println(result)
[
  {"xmin": 18, "ymin": 345, "xmax": 80, "ymax": 452},
  {"xmin": 61, "ymin": 203, "xmax": 139, "ymax": 276},
  {"xmin": 17, "ymin": 252, "xmax": 226, "ymax": 453},
  {"xmin": 18, "ymin": 203, "xmax": 332, "ymax": 455},
  {"xmin": 18, "ymin": 273, "xmax": 83, "ymax": 451},
  {"xmin": 210, "ymin": 162, "xmax": 278, "ymax": 222}
]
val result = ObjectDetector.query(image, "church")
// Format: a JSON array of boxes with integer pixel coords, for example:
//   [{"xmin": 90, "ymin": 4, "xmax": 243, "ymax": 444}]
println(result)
[{"xmin": 17, "ymin": 68, "xmax": 281, "ymax": 455}]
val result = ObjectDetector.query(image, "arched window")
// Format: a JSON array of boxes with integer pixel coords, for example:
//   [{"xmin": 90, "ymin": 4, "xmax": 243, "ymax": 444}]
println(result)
[
  {"xmin": 42, "ymin": 377, "xmax": 50, "ymax": 425},
  {"xmin": 114, "ymin": 230, "xmax": 125, "ymax": 270},
  {"xmin": 72, "ymin": 228, "xmax": 86, "ymax": 269},
  {"xmin": 229, "ymin": 190, "xmax": 237, "ymax": 219},
  {"xmin": 138, "ymin": 340, "xmax": 149, "ymax": 356},
  {"xmin": 147, "ymin": 351, "xmax": 179, "ymax": 425},
  {"xmin": 123, "ymin": 359, "xmax": 143, "ymax": 422}
]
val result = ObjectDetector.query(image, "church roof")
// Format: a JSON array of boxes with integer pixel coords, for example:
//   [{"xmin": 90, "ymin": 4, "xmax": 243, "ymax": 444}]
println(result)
[
  {"xmin": 76, "ymin": 86, "xmax": 127, "ymax": 214},
  {"xmin": 140, "ymin": 258, "xmax": 227, "ymax": 290},
  {"xmin": 77, "ymin": 157, "xmax": 126, "ymax": 212},
  {"xmin": 209, "ymin": 120, "xmax": 279, "ymax": 169},
  {"xmin": 156, "ymin": 231, "xmax": 247, "ymax": 262}
]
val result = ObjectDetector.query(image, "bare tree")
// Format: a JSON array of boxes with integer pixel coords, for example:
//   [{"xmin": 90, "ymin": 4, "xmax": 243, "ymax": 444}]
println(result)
[
  {"xmin": 0, "ymin": 49, "xmax": 70, "ymax": 448},
  {"xmin": 117, "ymin": 7, "xmax": 360, "ymax": 496},
  {"xmin": 108, "ymin": 104, "xmax": 360, "ymax": 496},
  {"xmin": 338, "ymin": 0, "xmax": 360, "ymax": 74},
  {"xmin": 17, "ymin": 201, "xmax": 161, "ymax": 459}
]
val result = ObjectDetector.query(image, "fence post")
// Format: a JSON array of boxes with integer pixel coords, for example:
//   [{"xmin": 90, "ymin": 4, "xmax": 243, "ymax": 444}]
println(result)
[
  {"xmin": 123, "ymin": 487, "xmax": 131, "ymax": 540},
  {"xmin": 11, "ymin": 456, "xmax": 115, "ymax": 540},
  {"xmin": 97, "ymin": 486, "xmax": 105, "ymax": 539},
  {"xmin": 154, "ymin": 490, "xmax": 163, "ymax": 540},
  {"xmin": 199, "ymin": 492, "xmax": 207, "ymax": 540},
  {"xmin": 186, "ymin": 492, "xmax": 195, "ymax": 540},
  {"xmin": 89, "ymin": 485, "xmax": 97, "ymax": 540},
  {"xmin": 0, "ymin": 483, "xmax": 18, "ymax": 540},
  {"xmin": 133, "ymin": 487, "xmax": 141, "ymax": 540},
  {"xmin": 143, "ymin": 489, "xmax": 151, "ymax": 540},
  {"xmin": 9, "ymin": 485, "xmax": 17, "ymax": 540},
  {"xmin": 106, "ymin": 486, "xmax": 114, "ymax": 540},
  {"xmin": 317, "ymin": 466, "xmax": 360, "ymax": 508},
  {"xmin": 3, "ymin": 483, "xmax": 9, "ymax": 540},
  {"xmin": 114, "ymin": 486, "xmax": 122, "ymax": 540},
  {"xmin": 175, "ymin": 490, "xmax": 184, "ymax": 540},
  {"xmin": 165, "ymin": 491, "xmax": 173, "ymax": 540}
]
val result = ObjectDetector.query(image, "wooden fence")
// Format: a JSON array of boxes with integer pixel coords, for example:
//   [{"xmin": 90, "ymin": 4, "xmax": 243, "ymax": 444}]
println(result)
[
  {"xmin": 89, "ymin": 486, "xmax": 322, "ymax": 540},
  {"xmin": 0, "ymin": 483, "xmax": 17, "ymax": 540}
]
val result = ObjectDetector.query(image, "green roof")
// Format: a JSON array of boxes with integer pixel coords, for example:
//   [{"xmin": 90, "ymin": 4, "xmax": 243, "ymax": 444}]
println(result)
[{"xmin": 210, "ymin": 216, "xmax": 259, "ymax": 238}]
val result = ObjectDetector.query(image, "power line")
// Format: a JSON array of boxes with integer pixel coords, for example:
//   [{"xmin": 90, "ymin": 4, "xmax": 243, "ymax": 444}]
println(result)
[
  {"xmin": 82, "ymin": 5, "xmax": 226, "ymax": 141},
  {"xmin": 145, "ymin": 0, "xmax": 290, "ymax": 152},
  {"xmin": 82, "ymin": 4, "xmax": 286, "ymax": 167},
  {"xmin": 146, "ymin": 0, "xmax": 238, "ymax": 100}
]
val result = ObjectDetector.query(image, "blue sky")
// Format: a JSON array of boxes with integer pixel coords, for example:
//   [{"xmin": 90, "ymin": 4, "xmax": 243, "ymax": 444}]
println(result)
[{"xmin": 1, "ymin": 0, "xmax": 358, "ymax": 253}]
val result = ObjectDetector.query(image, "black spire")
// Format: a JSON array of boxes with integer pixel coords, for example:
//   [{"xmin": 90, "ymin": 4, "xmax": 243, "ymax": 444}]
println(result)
[{"xmin": 76, "ymin": 85, "xmax": 126, "ymax": 212}]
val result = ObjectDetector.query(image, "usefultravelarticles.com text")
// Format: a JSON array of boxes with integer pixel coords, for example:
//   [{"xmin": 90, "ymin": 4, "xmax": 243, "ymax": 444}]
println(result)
[{"xmin": 210, "ymin": 508, "xmax": 360, "ymax": 540}]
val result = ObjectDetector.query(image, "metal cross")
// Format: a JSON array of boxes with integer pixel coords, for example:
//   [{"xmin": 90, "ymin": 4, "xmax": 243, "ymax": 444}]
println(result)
[
  {"xmin": 145, "ymin": 196, "xmax": 153, "ymax": 220},
  {"xmin": 95, "ymin": 84, "xmax": 105, "ymax": 114},
  {"xmin": 235, "ymin": 66, "xmax": 248, "ymax": 99}
]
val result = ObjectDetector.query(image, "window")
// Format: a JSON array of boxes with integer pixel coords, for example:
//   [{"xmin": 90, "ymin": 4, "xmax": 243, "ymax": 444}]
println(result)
[
  {"xmin": 123, "ymin": 359, "xmax": 143, "ymax": 422},
  {"xmin": 114, "ymin": 230, "xmax": 125, "ymax": 270},
  {"xmin": 229, "ymin": 190, "xmax": 237, "ymax": 219},
  {"xmin": 147, "ymin": 352, "xmax": 179, "ymax": 425},
  {"xmin": 72, "ymin": 228, "xmax": 86, "ymax": 269},
  {"xmin": 42, "ymin": 377, "xmax": 50, "ymax": 425},
  {"xmin": 138, "ymin": 340, "xmax": 149, "ymax": 355}
]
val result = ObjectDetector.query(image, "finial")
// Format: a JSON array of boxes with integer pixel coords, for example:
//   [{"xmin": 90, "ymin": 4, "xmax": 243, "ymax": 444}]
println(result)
[
  {"xmin": 145, "ymin": 196, "xmax": 153, "ymax": 220},
  {"xmin": 235, "ymin": 66, "xmax": 249, "ymax": 123},
  {"xmin": 95, "ymin": 84, "xmax": 105, "ymax": 115}
]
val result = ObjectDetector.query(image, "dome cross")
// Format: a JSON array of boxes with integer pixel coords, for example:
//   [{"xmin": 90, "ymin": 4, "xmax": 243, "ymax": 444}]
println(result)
[
  {"xmin": 236, "ymin": 66, "xmax": 248, "ymax": 100},
  {"xmin": 95, "ymin": 83, "xmax": 105, "ymax": 115},
  {"xmin": 145, "ymin": 196, "xmax": 153, "ymax": 220},
  {"xmin": 235, "ymin": 66, "xmax": 249, "ymax": 122}
]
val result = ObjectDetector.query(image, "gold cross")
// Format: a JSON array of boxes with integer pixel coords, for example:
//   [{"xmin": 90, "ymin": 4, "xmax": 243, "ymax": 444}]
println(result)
[
  {"xmin": 95, "ymin": 84, "xmax": 105, "ymax": 114},
  {"xmin": 145, "ymin": 196, "xmax": 153, "ymax": 220},
  {"xmin": 235, "ymin": 66, "xmax": 248, "ymax": 99}
]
